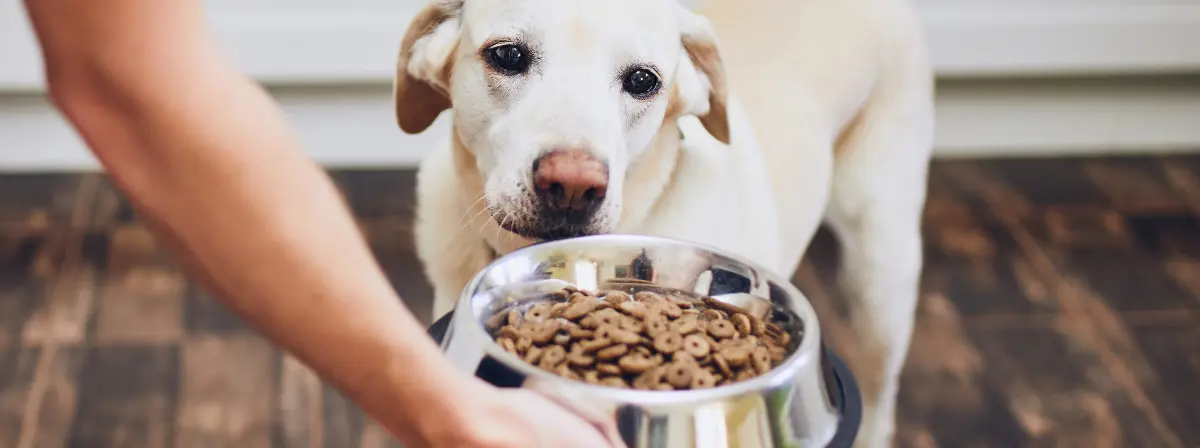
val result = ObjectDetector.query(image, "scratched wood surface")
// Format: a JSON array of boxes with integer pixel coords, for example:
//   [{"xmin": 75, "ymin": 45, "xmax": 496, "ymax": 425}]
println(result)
[{"xmin": 1, "ymin": 155, "xmax": 1198, "ymax": 448}]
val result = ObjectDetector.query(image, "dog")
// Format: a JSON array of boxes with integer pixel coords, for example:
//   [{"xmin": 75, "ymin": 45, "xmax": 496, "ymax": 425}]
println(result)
[{"xmin": 392, "ymin": 0, "xmax": 934, "ymax": 446}]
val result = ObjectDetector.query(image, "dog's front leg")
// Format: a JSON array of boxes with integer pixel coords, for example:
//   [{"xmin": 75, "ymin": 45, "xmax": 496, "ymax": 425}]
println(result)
[{"xmin": 413, "ymin": 148, "xmax": 494, "ymax": 321}]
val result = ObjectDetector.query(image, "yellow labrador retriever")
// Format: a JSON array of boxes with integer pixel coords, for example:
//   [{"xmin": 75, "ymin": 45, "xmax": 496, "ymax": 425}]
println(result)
[{"xmin": 393, "ymin": 0, "xmax": 934, "ymax": 446}]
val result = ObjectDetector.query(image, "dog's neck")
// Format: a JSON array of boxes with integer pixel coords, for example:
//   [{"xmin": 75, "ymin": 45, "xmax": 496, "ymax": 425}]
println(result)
[{"xmin": 449, "ymin": 121, "xmax": 685, "ymax": 257}]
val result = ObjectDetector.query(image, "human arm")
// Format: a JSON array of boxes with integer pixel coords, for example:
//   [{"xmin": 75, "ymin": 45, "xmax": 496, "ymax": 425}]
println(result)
[{"xmin": 21, "ymin": 2, "xmax": 631, "ymax": 447}]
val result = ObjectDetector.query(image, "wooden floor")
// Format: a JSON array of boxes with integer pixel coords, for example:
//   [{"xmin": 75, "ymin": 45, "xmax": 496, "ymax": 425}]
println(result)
[{"xmin": 1, "ymin": 155, "xmax": 1198, "ymax": 448}]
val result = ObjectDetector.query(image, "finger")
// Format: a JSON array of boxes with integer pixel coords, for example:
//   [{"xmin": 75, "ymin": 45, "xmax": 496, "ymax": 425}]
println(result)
[{"xmin": 529, "ymin": 390, "xmax": 628, "ymax": 448}]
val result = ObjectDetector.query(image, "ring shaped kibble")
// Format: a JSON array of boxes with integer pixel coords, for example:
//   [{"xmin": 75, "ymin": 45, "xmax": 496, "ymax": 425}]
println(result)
[{"xmin": 487, "ymin": 286, "xmax": 799, "ymax": 390}]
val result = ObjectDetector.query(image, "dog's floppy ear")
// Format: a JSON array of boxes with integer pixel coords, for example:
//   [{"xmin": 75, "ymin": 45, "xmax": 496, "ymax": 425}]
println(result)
[
  {"xmin": 394, "ymin": 0, "xmax": 462, "ymax": 134},
  {"xmin": 673, "ymin": 7, "xmax": 730, "ymax": 144}
]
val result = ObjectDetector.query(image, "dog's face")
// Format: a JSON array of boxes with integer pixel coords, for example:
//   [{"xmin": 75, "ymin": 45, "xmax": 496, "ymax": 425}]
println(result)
[{"xmin": 395, "ymin": 0, "xmax": 728, "ymax": 241}]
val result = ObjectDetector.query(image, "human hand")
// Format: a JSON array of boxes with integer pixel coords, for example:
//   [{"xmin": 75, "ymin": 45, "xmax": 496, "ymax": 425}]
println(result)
[{"xmin": 427, "ymin": 379, "xmax": 626, "ymax": 448}]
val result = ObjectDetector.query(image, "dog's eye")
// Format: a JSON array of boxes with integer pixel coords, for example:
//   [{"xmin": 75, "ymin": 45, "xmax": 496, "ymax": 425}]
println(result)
[
  {"xmin": 622, "ymin": 68, "xmax": 660, "ymax": 98},
  {"xmin": 485, "ymin": 43, "xmax": 530, "ymax": 74}
]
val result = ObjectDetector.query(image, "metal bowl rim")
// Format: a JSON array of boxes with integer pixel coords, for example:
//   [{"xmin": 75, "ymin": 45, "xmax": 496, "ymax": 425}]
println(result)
[{"xmin": 455, "ymin": 233, "xmax": 827, "ymax": 407}]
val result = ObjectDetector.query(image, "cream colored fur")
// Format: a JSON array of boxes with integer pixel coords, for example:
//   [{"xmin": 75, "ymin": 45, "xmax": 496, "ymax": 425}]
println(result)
[{"xmin": 394, "ymin": 0, "xmax": 934, "ymax": 446}]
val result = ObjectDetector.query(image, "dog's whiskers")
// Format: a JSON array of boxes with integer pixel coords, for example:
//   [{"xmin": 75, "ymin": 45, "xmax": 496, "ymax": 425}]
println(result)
[{"xmin": 452, "ymin": 202, "xmax": 491, "ymax": 244}]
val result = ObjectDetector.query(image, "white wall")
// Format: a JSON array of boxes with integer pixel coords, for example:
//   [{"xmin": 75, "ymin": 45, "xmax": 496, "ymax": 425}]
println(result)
[{"xmin": 2, "ymin": 0, "xmax": 1199, "ymax": 171}]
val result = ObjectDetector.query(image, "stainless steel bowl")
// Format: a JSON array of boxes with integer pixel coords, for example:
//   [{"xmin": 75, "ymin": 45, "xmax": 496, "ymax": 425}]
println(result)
[{"xmin": 434, "ymin": 234, "xmax": 858, "ymax": 448}]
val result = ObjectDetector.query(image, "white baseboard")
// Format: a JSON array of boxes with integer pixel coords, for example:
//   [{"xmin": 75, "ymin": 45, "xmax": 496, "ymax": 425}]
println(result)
[{"xmin": 1, "ymin": 77, "xmax": 1197, "ymax": 172}]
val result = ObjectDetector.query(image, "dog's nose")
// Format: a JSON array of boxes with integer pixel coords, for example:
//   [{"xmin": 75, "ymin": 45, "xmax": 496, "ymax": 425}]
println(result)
[{"xmin": 532, "ymin": 149, "xmax": 609, "ymax": 213}]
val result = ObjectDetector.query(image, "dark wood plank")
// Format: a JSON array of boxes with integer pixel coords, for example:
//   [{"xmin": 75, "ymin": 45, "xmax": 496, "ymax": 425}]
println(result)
[
  {"xmin": 321, "ymin": 384, "xmax": 363, "ymax": 448},
  {"xmin": 1130, "ymin": 321, "xmax": 1200, "ymax": 447},
  {"xmin": 19, "ymin": 248, "xmax": 96, "ymax": 347},
  {"xmin": 330, "ymin": 170, "xmax": 418, "ymax": 219},
  {"xmin": 93, "ymin": 225, "xmax": 186, "ymax": 345},
  {"xmin": 896, "ymin": 294, "xmax": 1031, "ymax": 448},
  {"xmin": 977, "ymin": 158, "xmax": 1108, "ymax": 207},
  {"xmin": 0, "ymin": 347, "xmax": 39, "ymax": 446},
  {"xmin": 174, "ymin": 335, "xmax": 275, "ymax": 448},
  {"xmin": 1083, "ymin": 158, "xmax": 1192, "ymax": 214},
  {"xmin": 275, "ymin": 355, "xmax": 323, "ymax": 448},
  {"xmin": 4, "ymin": 347, "xmax": 86, "ymax": 448},
  {"xmin": 363, "ymin": 218, "xmax": 434, "ymax": 325},
  {"xmin": 972, "ymin": 322, "xmax": 1184, "ymax": 448},
  {"xmin": 185, "ymin": 285, "xmax": 253, "ymax": 335},
  {"xmin": 0, "ymin": 174, "xmax": 81, "ymax": 230},
  {"xmin": 0, "ymin": 235, "xmax": 42, "ymax": 348},
  {"xmin": 69, "ymin": 345, "xmax": 179, "ymax": 448}
]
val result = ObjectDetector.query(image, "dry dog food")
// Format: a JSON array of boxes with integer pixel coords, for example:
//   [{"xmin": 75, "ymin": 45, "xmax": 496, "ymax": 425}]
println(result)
[{"xmin": 485, "ymin": 286, "xmax": 797, "ymax": 390}]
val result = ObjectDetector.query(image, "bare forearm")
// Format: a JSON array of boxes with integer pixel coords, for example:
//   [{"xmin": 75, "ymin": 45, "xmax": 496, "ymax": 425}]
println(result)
[{"xmin": 25, "ymin": 1, "xmax": 468, "ymax": 443}]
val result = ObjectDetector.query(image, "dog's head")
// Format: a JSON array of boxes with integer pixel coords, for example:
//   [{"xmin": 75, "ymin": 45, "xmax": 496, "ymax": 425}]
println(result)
[{"xmin": 395, "ymin": 0, "xmax": 728, "ymax": 240}]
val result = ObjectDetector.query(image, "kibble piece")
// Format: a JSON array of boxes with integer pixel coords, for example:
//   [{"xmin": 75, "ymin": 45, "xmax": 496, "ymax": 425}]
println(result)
[
  {"xmin": 568, "ymin": 326, "xmax": 595, "ymax": 339},
  {"xmin": 522, "ymin": 321, "xmax": 559, "ymax": 345},
  {"xmin": 597, "ymin": 363, "xmax": 623, "ymax": 376},
  {"xmin": 667, "ymin": 294, "xmax": 695, "ymax": 309},
  {"xmin": 565, "ymin": 300, "xmax": 599, "ymax": 320},
  {"xmin": 713, "ymin": 353, "xmax": 734, "ymax": 377},
  {"xmin": 653, "ymin": 332, "xmax": 683, "ymax": 354},
  {"xmin": 619, "ymin": 316, "xmax": 644, "ymax": 334},
  {"xmin": 516, "ymin": 336, "xmax": 533, "ymax": 354},
  {"xmin": 580, "ymin": 338, "xmax": 614, "ymax": 353},
  {"xmin": 604, "ymin": 291, "xmax": 631, "ymax": 306},
  {"xmin": 664, "ymin": 363, "xmax": 695, "ymax": 389},
  {"xmin": 634, "ymin": 291, "xmax": 663, "ymax": 303},
  {"xmin": 550, "ymin": 302, "xmax": 570, "ymax": 318},
  {"xmin": 736, "ymin": 369, "xmax": 757, "ymax": 382},
  {"xmin": 732, "ymin": 313, "xmax": 753, "ymax": 336},
  {"xmin": 524, "ymin": 346, "xmax": 545, "ymax": 364},
  {"xmin": 596, "ymin": 344, "xmax": 629, "ymax": 361},
  {"xmin": 691, "ymin": 370, "xmax": 717, "ymax": 389},
  {"xmin": 670, "ymin": 315, "xmax": 700, "ymax": 335},
  {"xmin": 526, "ymin": 303, "xmax": 554, "ymax": 323},
  {"xmin": 777, "ymin": 331, "xmax": 793, "ymax": 346},
  {"xmin": 497, "ymin": 325, "xmax": 521, "ymax": 340},
  {"xmin": 567, "ymin": 346, "xmax": 595, "ymax": 367},
  {"xmin": 645, "ymin": 316, "xmax": 670, "ymax": 338},
  {"xmin": 540, "ymin": 345, "xmax": 566, "ymax": 367},
  {"xmin": 633, "ymin": 366, "xmax": 666, "ymax": 390},
  {"xmin": 707, "ymin": 320, "xmax": 738, "ymax": 339},
  {"xmin": 593, "ymin": 309, "xmax": 625, "ymax": 328},
  {"xmin": 568, "ymin": 291, "xmax": 590, "ymax": 304},
  {"xmin": 673, "ymin": 351, "xmax": 698, "ymax": 366},
  {"xmin": 555, "ymin": 364, "xmax": 580, "ymax": 381},
  {"xmin": 507, "ymin": 309, "xmax": 523, "ymax": 327},
  {"xmin": 682, "ymin": 334, "xmax": 711, "ymax": 358},
  {"xmin": 750, "ymin": 315, "xmax": 768, "ymax": 336},
  {"xmin": 650, "ymin": 301, "xmax": 684, "ymax": 319},
  {"xmin": 752, "ymin": 347, "xmax": 773, "ymax": 374},
  {"xmin": 583, "ymin": 370, "xmax": 601, "ymax": 384},
  {"xmin": 702, "ymin": 297, "xmax": 751, "ymax": 317},
  {"xmin": 618, "ymin": 353, "xmax": 659, "ymax": 374},
  {"xmin": 498, "ymin": 337, "xmax": 517, "ymax": 354},
  {"xmin": 720, "ymin": 345, "xmax": 752, "ymax": 368},
  {"xmin": 767, "ymin": 345, "xmax": 788, "ymax": 363},
  {"xmin": 611, "ymin": 328, "xmax": 642, "ymax": 345},
  {"xmin": 701, "ymin": 309, "xmax": 727, "ymax": 321},
  {"xmin": 600, "ymin": 377, "xmax": 629, "ymax": 388},
  {"xmin": 553, "ymin": 333, "xmax": 571, "ymax": 345},
  {"xmin": 618, "ymin": 301, "xmax": 648, "ymax": 319}
]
